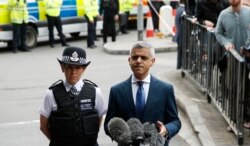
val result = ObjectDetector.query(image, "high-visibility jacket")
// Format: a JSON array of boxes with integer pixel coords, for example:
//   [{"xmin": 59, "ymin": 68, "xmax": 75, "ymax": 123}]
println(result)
[
  {"xmin": 123, "ymin": 0, "xmax": 133, "ymax": 12},
  {"xmin": 83, "ymin": 0, "xmax": 99, "ymax": 22},
  {"xmin": 44, "ymin": 0, "xmax": 62, "ymax": 17},
  {"xmin": 119, "ymin": 0, "xmax": 125, "ymax": 13},
  {"xmin": 8, "ymin": 0, "xmax": 29, "ymax": 24},
  {"xmin": 119, "ymin": 0, "xmax": 133, "ymax": 13}
]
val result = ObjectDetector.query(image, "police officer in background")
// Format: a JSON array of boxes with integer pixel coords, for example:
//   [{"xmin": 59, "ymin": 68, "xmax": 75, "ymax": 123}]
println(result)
[
  {"xmin": 39, "ymin": 46, "xmax": 107, "ymax": 146},
  {"xmin": 44, "ymin": 0, "xmax": 69, "ymax": 48},
  {"xmin": 100, "ymin": 0, "xmax": 119, "ymax": 44},
  {"xmin": 83, "ymin": 0, "xmax": 99, "ymax": 49},
  {"xmin": 8, "ymin": 0, "xmax": 30, "ymax": 53},
  {"xmin": 119, "ymin": 0, "xmax": 133, "ymax": 34}
]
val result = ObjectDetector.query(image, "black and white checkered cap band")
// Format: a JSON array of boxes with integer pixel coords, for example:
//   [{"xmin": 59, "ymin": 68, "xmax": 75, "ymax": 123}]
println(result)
[{"xmin": 62, "ymin": 56, "xmax": 87, "ymax": 64}]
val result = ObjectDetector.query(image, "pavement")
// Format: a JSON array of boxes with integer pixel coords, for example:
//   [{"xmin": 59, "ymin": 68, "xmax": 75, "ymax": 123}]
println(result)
[{"xmin": 103, "ymin": 30, "xmax": 250, "ymax": 146}]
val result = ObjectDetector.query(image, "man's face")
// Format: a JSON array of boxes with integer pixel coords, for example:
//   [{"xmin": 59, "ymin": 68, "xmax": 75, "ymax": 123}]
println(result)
[
  {"xmin": 229, "ymin": 0, "xmax": 241, "ymax": 7},
  {"xmin": 61, "ymin": 64, "xmax": 85, "ymax": 85},
  {"xmin": 128, "ymin": 48, "xmax": 155, "ymax": 80}
]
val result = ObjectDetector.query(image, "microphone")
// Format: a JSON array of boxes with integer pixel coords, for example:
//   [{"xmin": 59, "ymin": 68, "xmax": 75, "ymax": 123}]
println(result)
[
  {"xmin": 127, "ymin": 118, "xmax": 145, "ymax": 144},
  {"xmin": 143, "ymin": 122, "xmax": 165, "ymax": 146},
  {"xmin": 143, "ymin": 122, "xmax": 158, "ymax": 146},
  {"xmin": 108, "ymin": 117, "xmax": 133, "ymax": 145}
]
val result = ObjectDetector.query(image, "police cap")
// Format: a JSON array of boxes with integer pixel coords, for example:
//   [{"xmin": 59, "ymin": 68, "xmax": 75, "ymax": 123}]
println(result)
[{"xmin": 57, "ymin": 46, "xmax": 91, "ymax": 67}]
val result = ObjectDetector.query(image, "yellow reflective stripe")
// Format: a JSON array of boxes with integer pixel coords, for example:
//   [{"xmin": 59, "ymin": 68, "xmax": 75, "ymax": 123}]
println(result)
[
  {"xmin": 38, "ymin": 1, "xmax": 46, "ymax": 21},
  {"xmin": 76, "ymin": 0, "xmax": 84, "ymax": 16}
]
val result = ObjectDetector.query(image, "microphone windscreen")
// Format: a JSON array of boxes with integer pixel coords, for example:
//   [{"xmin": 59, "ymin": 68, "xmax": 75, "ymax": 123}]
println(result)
[
  {"xmin": 108, "ymin": 117, "xmax": 132, "ymax": 144},
  {"xmin": 127, "ymin": 118, "xmax": 145, "ymax": 141},
  {"xmin": 143, "ymin": 122, "xmax": 166, "ymax": 146},
  {"xmin": 156, "ymin": 134, "xmax": 165, "ymax": 146},
  {"xmin": 143, "ymin": 122, "xmax": 158, "ymax": 146}
]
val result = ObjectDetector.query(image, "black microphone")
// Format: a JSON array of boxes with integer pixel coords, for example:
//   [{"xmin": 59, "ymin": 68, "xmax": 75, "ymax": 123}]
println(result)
[
  {"xmin": 127, "ymin": 118, "xmax": 145, "ymax": 144},
  {"xmin": 143, "ymin": 122, "xmax": 165, "ymax": 146},
  {"xmin": 108, "ymin": 117, "xmax": 133, "ymax": 145}
]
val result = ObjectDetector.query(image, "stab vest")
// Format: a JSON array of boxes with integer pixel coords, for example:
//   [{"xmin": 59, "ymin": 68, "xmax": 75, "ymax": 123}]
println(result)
[{"xmin": 49, "ymin": 80, "xmax": 99, "ymax": 146}]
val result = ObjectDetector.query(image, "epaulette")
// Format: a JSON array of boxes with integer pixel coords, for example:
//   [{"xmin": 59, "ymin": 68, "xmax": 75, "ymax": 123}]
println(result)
[
  {"xmin": 83, "ymin": 79, "xmax": 98, "ymax": 87},
  {"xmin": 49, "ymin": 80, "xmax": 63, "ymax": 89}
]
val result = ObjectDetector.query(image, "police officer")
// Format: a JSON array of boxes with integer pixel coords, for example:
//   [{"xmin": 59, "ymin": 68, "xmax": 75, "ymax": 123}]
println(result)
[
  {"xmin": 39, "ymin": 46, "xmax": 107, "ymax": 146},
  {"xmin": 8, "ymin": 0, "xmax": 30, "ymax": 53},
  {"xmin": 44, "ymin": 0, "xmax": 69, "ymax": 48},
  {"xmin": 100, "ymin": 0, "xmax": 119, "ymax": 44},
  {"xmin": 119, "ymin": 0, "xmax": 133, "ymax": 34},
  {"xmin": 83, "ymin": 0, "xmax": 99, "ymax": 49}
]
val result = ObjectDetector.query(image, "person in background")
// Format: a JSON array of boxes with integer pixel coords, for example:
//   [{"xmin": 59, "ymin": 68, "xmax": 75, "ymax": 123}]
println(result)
[
  {"xmin": 196, "ymin": 0, "xmax": 229, "ymax": 29},
  {"xmin": 148, "ymin": 0, "xmax": 165, "ymax": 32},
  {"xmin": 99, "ymin": 0, "xmax": 119, "ymax": 44},
  {"xmin": 215, "ymin": 0, "xmax": 250, "ymax": 52},
  {"xmin": 8, "ymin": 0, "xmax": 30, "ymax": 53},
  {"xmin": 215, "ymin": 0, "xmax": 250, "ymax": 129},
  {"xmin": 44, "ymin": 0, "xmax": 69, "ymax": 48},
  {"xmin": 39, "ymin": 46, "xmax": 107, "ymax": 146},
  {"xmin": 104, "ymin": 41, "xmax": 181, "ymax": 146},
  {"xmin": 119, "ymin": 0, "xmax": 133, "ymax": 34},
  {"xmin": 173, "ymin": 0, "xmax": 185, "ymax": 69},
  {"xmin": 84, "ymin": 0, "xmax": 99, "ymax": 49},
  {"xmin": 184, "ymin": 0, "xmax": 196, "ymax": 16}
]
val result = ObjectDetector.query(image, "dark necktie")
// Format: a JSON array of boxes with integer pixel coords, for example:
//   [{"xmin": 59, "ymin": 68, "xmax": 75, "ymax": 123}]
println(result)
[
  {"xmin": 69, "ymin": 86, "xmax": 79, "ymax": 96},
  {"xmin": 136, "ymin": 81, "xmax": 145, "ymax": 120}
]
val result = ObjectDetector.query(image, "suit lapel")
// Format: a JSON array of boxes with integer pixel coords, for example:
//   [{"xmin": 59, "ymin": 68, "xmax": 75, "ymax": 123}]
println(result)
[{"xmin": 123, "ymin": 76, "xmax": 137, "ymax": 115}]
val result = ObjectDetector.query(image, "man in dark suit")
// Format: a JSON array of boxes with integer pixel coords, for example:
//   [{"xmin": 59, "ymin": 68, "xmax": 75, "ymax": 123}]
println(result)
[{"xmin": 104, "ymin": 41, "xmax": 181, "ymax": 146}]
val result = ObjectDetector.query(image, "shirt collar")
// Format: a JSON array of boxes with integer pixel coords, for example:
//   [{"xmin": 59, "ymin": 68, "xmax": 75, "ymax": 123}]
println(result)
[
  {"xmin": 64, "ymin": 80, "xmax": 83, "ymax": 92},
  {"xmin": 131, "ymin": 74, "xmax": 151, "ymax": 84}
]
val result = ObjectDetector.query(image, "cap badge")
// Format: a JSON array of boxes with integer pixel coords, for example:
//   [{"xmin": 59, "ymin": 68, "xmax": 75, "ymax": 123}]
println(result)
[{"xmin": 70, "ymin": 51, "xmax": 79, "ymax": 62}]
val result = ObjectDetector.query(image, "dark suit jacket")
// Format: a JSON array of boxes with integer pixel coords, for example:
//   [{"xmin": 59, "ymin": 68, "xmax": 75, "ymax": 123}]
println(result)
[{"xmin": 104, "ymin": 75, "xmax": 181, "ymax": 146}]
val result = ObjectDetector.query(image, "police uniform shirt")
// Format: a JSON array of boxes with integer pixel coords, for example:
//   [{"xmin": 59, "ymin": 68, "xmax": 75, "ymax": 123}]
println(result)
[
  {"xmin": 131, "ymin": 74, "xmax": 151, "ymax": 105},
  {"xmin": 39, "ymin": 80, "xmax": 107, "ymax": 118}
]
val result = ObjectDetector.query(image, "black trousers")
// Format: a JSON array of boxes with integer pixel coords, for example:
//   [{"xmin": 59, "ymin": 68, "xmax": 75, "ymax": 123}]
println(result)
[
  {"xmin": 103, "ymin": 12, "xmax": 116, "ymax": 43},
  {"xmin": 46, "ymin": 14, "xmax": 66, "ymax": 45},
  {"xmin": 85, "ymin": 16, "xmax": 97, "ymax": 47},
  {"xmin": 120, "ymin": 11, "xmax": 129, "ymax": 33},
  {"xmin": 12, "ymin": 23, "xmax": 27, "ymax": 50},
  {"xmin": 148, "ymin": 1, "xmax": 165, "ymax": 30}
]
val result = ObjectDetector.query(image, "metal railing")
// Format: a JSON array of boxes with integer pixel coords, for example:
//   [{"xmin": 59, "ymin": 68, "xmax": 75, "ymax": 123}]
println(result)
[
  {"xmin": 181, "ymin": 16, "xmax": 249, "ymax": 145},
  {"xmin": 181, "ymin": 17, "xmax": 208, "ymax": 92}
]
